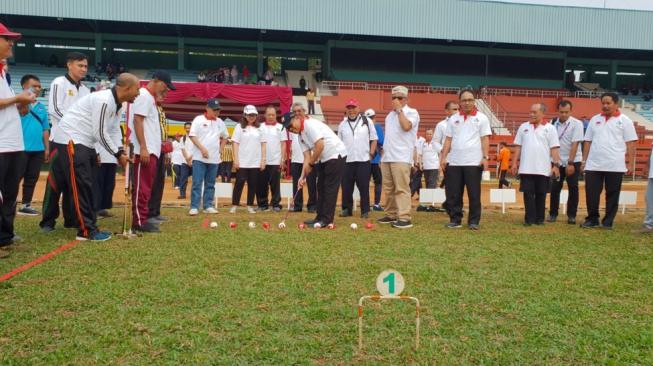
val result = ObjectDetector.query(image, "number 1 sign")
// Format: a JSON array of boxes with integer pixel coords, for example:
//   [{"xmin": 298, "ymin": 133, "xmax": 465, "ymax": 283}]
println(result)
[{"xmin": 376, "ymin": 269, "xmax": 405, "ymax": 296}]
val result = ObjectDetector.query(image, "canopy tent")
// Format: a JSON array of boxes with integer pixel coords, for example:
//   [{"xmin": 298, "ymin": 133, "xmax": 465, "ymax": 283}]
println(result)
[{"xmin": 138, "ymin": 81, "xmax": 293, "ymax": 122}]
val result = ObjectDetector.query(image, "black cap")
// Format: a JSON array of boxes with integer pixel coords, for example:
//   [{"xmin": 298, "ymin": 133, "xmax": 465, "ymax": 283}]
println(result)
[
  {"xmin": 207, "ymin": 98, "xmax": 221, "ymax": 110},
  {"xmin": 281, "ymin": 112, "xmax": 295, "ymax": 129},
  {"xmin": 151, "ymin": 70, "xmax": 176, "ymax": 90}
]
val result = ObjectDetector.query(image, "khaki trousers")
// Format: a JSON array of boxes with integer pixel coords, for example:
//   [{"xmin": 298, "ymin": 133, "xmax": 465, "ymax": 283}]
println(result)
[{"xmin": 381, "ymin": 162, "xmax": 412, "ymax": 221}]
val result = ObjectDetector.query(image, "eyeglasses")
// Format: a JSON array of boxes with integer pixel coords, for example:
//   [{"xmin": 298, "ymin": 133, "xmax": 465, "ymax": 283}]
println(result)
[{"xmin": 391, "ymin": 96, "xmax": 405, "ymax": 100}]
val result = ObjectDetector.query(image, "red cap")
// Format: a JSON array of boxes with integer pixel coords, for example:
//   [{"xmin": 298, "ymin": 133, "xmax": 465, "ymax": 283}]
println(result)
[
  {"xmin": 0, "ymin": 23, "xmax": 21, "ymax": 40},
  {"xmin": 345, "ymin": 98, "xmax": 359, "ymax": 108}
]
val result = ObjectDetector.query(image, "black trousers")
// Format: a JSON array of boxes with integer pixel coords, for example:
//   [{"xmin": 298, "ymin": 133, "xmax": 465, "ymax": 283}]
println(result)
[
  {"xmin": 584, "ymin": 170, "xmax": 624, "ymax": 227},
  {"xmin": 498, "ymin": 170, "xmax": 510, "ymax": 189},
  {"xmin": 308, "ymin": 100, "xmax": 315, "ymax": 115},
  {"xmin": 148, "ymin": 154, "xmax": 166, "ymax": 218},
  {"xmin": 341, "ymin": 161, "xmax": 371, "ymax": 214},
  {"xmin": 549, "ymin": 162, "xmax": 581, "ymax": 218},
  {"xmin": 179, "ymin": 163, "xmax": 191, "ymax": 197},
  {"xmin": 20, "ymin": 151, "xmax": 44, "ymax": 204},
  {"xmin": 423, "ymin": 169, "xmax": 439, "ymax": 189},
  {"xmin": 371, "ymin": 163, "xmax": 382, "ymax": 205},
  {"xmin": 0, "ymin": 151, "xmax": 26, "ymax": 245},
  {"xmin": 445, "ymin": 165, "xmax": 482, "ymax": 225},
  {"xmin": 58, "ymin": 143, "xmax": 99, "ymax": 238},
  {"xmin": 220, "ymin": 161, "xmax": 233, "ymax": 182},
  {"xmin": 94, "ymin": 163, "xmax": 117, "ymax": 211},
  {"xmin": 40, "ymin": 143, "xmax": 77, "ymax": 229},
  {"xmin": 291, "ymin": 162, "xmax": 317, "ymax": 210},
  {"xmin": 172, "ymin": 164, "xmax": 181, "ymax": 188},
  {"xmin": 315, "ymin": 156, "xmax": 346, "ymax": 224},
  {"xmin": 410, "ymin": 169, "xmax": 422, "ymax": 196},
  {"xmin": 232, "ymin": 168, "xmax": 259, "ymax": 206},
  {"xmin": 520, "ymin": 174, "xmax": 550, "ymax": 225},
  {"xmin": 258, "ymin": 165, "xmax": 281, "ymax": 209}
]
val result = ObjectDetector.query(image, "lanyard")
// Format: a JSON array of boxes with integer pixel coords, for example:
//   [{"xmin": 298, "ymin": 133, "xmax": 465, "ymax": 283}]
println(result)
[
  {"xmin": 347, "ymin": 117, "xmax": 360, "ymax": 137},
  {"xmin": 556, "ymin": 120, "xmax": 570, "ymax": 140}
]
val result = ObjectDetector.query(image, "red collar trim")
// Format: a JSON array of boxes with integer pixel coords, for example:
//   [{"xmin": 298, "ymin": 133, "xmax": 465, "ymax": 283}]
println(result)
[
  {"xmin": 0, "ymin": 63, "xmax": 5, "ymax": 75},
  {"xmin": 204, "ymin": 112, "xmax": 216, "ymax": 121},
  {"xmin": 461, "ymin": 108, "xmax": 478, "ymax": 121},
  {"xmin": 601, "ymin": 109, "xmax": 621, "ymax": 119},
  {"xmin": 265, "ymin": 120, "xmax": 277, "ymax": 126},
  {"xmin": 298, "ymin": 117, "xmax": 305, "ymax": 134}
]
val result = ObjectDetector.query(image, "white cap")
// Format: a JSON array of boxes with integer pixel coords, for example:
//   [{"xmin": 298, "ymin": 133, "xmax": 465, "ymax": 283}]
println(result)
[
  {"xmin": 243, "ymin": 105, "xmax": 258, "ymax": 114},
  {"xmin": 364, "ymin": 109, "xmax": 376, "ymax": 118},
  {"xmin": 391, "ymin": 85, "xmax": 409, "ymax": 97}
]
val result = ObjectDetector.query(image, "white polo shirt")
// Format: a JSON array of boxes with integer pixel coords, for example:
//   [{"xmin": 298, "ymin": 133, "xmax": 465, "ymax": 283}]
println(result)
[
  {"xmin": 419, "ymin": 140, "xmax": 442, "ymax": 170},
  {"xmin": 48, "ymin": 75, "xmax": 90, "ymax": 142},
  {"xmin": 514, "ymin": 121, "xmax": 560, "ymax": 176},
  {"xmin": 584, "ymin": 111, "xmax": 638, "ymax": 173},
  {"xmin": 381, "ymin": 104, "xmax": 420, "ymax": 163},
  {"xmin": 337, "ymin": 115, "xmax": 378, "ymax": 163},
  {"xmin": 0, "ymin": 69, "xmax": 23, "ymax": 153},
  {"xmin": 298, "ymin": 118, "xmax": 347, "ymax": 163},
  {"xmin": 259, "ymin": 122, "xmax": 288, "ymax": 165},
  {"xmin": 434, "ymin": 117, "xmax": 450, "ymax": 146},
  {"xmin": 445, "ymin": 110, "xmax": 492, "ymax": 166},
  {"xmin": 649, "ymin": 146, "xmax": 653, "ymax": 179},
  {"xmin": 231, "ymin": 125, "xmax": 266, "ymax": 168},
  {"xmin": 551, "ymin": 117, "xmax": 584, "ymax": 165},
  {"xmin": 129, "ymin": 88, "xmax": 164, "ymax": 158},
  {"xmin": 290, "ymin": 132, "xmax": 305, "ymax": 164},
  {"xmin": 182, "ymin": 135, "xmax": 194, "ymax": 160},
  {"xmin": 171, "ymin": 140, "xmax": 185, "ymax": 165},
  {"xmin": 189, "ymin": 113, "xmax": 229, "ymax": 164},
  {"xmin": 53, "ymin": 89, "xmax": 123, "ymax": 155}
]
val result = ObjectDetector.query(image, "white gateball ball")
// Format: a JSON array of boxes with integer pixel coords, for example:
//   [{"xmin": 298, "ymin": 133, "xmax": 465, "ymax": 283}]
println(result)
[
  {"xmin": 314, "ymin": 222, "xmax": 322, "ymax": 229},
  {"xmin": 278, "ymin": 222, "xmax": 286, "ymax": 229},
  {"xmin": 210, "ymin": 221, "xmax": 218, "ymax": 228},
  {"xmin": 350, "ymin": 223, "xmax": 358, "ymax": 230},
  {"xmin": 248, "ymin": 221, "xmax": 256, "ymax": 229}
]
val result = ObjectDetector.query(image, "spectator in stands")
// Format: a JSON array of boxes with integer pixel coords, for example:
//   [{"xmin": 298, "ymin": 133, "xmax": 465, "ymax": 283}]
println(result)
[
  {"xmin": 306, "ymin": 88, "xmax": 316, "ymax": 115},
  {"xmin": 264, "ymin": 68, "xmax": 274, "ymax": 85},
  {"xmin": 440, "ymin": 88, "xmax": 491, "ymax": 230},
  {"xmin": 436, "ymin": 100, "xmax": 459, "ymax": 213},
  {"xmin": 634, "ymin": 144, "xmax": 653, "ymax": 234},
  {"xmin": 496, "ymin": 141, "xmax": 511, "ymax": 188},
  {"xmin": 581, "ymin": 92, "xmax": 637, "ymax": 229},
  {"xmin": 177, "ymin": 122, "xmax": 193, "ymax": 199},
  {"xmin": 41, "ymin": 51, "xmax": 91, "ymax": 233},
  {"xmin": 197, "ymin": 71, "xmax": 207, "ymax": 83},
  {"xmin": 188, "ymin": 99, "xmax": 228, "ymax": 216},
  {"xmin": 299, "ymin": 75, "xmax": 307, "ymax": 91},
  {"xmin": 511, "ymin": 103, "xmax": 561, "ymax": 226},
  {"xmin": 288, "ymin": 102, "xmax": 318, "ymax": 212},
  {"xmin": 230, "ymin": 105, "xmax": 266, "ymax": 214},
  {"xmin": 337, "ymin": 98, "xmax": 378, "ymax": 219},
  {"xmin": 171, "ymin": 133, "xmax": 184, "ymax": 189},
  {"xmin": 0, "ymin": 24, "xmax": 32, "ymax": 248},
  {"xmin": 242, "ymin": 65, "xmax": 250, "ymax": 83},
  {"xmin": 129, "ymin": 70, "xmax": 176, "ymax": 233},
  {"xmin": 548, "ymin": 99, "xmax": 584, "ymax": 224},
  {"xmin": 283, "ymin": 112, "xmax": 347, "ymax": 229},
  {"xmin": 231, "ymin": 65, "xmax": 239, "ymax": 84},
  {"xmin": 365, "ymin": 109, "xmax": 384, "ymax": 211},
  {"xmin": 258, "ymin": 105, "xmax": 288, "ymax": 212},
  {"xmin": 219, "ymin": 139, "xmax": 234, "ymax": 182},
  {"xmin": 377, "ymin": 85, "xmax": 420, "ymax": 229},
  {"xmin": 17, "ymin": 74, "xmax": 49, "ymax": 216}
]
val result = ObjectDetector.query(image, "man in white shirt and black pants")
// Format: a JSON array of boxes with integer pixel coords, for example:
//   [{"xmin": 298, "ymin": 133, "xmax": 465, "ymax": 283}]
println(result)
[
  {"xmin": 440, "ymin": 89, "xmax": 491, "ymax": 230},
  {"xmin": 283, "ymin": 112, "xmax": 347, "ymax": 228},
  {"xmin": 377, "ymin": 86, "xmax": 420, "ymax": 229},
  {"xmin": 548, "ymin": 100, "xmax": 584, "ymax": 224},
  {"xmin": 581, "ymin": 92, "xmax": 637, "ymax": 229},
  {"xmin": 337, "ymin": 98, "xmax": 378, "ymax": 218},
  {"xmin": 52, "ymin": 74, "xmax": 140, "ymax": 241},
  {"xmin": 258, "ymin": 105, "xmax": 288, "ymax": 212},
  {"xmin": 435, "ymin": 100, "xmax": 459, "ymax": 213},
  {"xmin": 41, "ymin": 51, "xmax": 90, "ymax": 232},
  {"xmin": 511, "ymin": 103, "xmax": 561, "ymax": 226},
  {"xmin": 0, "ymin": 24, "xmax": 34, "ymax": 247}
]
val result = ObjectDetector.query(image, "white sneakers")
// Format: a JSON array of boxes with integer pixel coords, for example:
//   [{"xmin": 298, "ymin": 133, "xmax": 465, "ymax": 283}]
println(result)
[
  {"xmin": 204, "ymin": 207, "xmax": 218, "ymax": 214},
  {"xmin": 247, "ymin": 206, "xmax": 257, "ymax": 214},
  {"xmin": 189, "ymin": 208, "xmax": 199, "ymax": 216},
  {"xmin": 229, "ymin": 206, "xmax": 237, "ymax": 214}
]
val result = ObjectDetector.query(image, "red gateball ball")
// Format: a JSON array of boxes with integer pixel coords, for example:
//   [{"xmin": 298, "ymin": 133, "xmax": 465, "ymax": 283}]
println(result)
[
  {"xmin": 262, "ymin": 222, "xmax": 270, "ymax": 229},
  {"xmin": 229, "ymin": 222, "xmax": 237, "ymax": 229},
  {"xmin": 298, "ymin": 223, "xmax": 305, "ymax": 229},
  {"xmin": 365, "ymin": 222, "xmax": 374, "ymax": 229}
]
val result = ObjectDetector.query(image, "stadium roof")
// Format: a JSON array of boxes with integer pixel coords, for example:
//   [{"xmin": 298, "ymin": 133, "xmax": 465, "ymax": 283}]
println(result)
[{"xmin": 4, "ymin": 0, "xmax": 653, "ymax": 51}]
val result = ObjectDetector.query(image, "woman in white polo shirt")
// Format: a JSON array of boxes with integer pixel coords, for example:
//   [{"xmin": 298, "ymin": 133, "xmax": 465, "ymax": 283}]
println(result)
[{"xmin": 230, "ymin": 105, "xmax": 267, "ymax": 214}]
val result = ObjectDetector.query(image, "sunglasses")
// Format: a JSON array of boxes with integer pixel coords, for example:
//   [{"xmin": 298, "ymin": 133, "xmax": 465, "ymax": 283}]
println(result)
[{"xmin": 391, "ymin": 96, "xmax": 405, "ymax": 100}]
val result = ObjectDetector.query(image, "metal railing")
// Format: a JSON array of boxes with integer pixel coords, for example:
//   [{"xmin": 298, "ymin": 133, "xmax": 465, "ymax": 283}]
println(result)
[{"xmin": 320, "ymin": 80, "xmax": 460, "ymax": 95}]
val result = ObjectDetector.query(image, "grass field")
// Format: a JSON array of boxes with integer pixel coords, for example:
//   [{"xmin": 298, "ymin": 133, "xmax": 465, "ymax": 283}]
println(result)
[{"xmin": 1, "ymin": 208, "xmax": 652, "ymax": 365}]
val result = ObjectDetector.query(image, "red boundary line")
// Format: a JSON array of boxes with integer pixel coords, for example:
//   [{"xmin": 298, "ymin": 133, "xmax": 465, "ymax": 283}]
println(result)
[{"xmin": 0, "ymin": 240, "xmax": 81, "ymax": 282}]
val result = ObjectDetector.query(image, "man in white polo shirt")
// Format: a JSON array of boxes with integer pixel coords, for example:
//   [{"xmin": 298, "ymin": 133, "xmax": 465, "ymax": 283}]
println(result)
[
  {"xmin": 0, "ymin": 24, "xmax": 34, "ymax": 247},
  {"xmin": 440, "ymin": 89, "xmax": 492, "ymax": 230},
  {"xmin": 377, "ymin": 86, "xmax": 420, "ymax": 229},
  {"xmin": 188, "ymin": 98, "xmax": 228, "ymax": 215},
  {"xmin": 510, "ymin": 103, "xmax": 561, "ymax": 226},
  {"xmin": 581, "ymin": 92, "xmax": 637, "ymax": 229},
  {"xmin": 288, "ymin": 102, "xmax": 317, "ymax": 212},
  {"xmin": 548, "ymin": 99, "xmax": 584, "ymax": 224},
  {"xmin": 282, "ymin": 112, "xmax": 347, "ymax": 228},
  {"xmin": 337, "ymin": 98, "xmax": 378, "ymax": 218},
  {"xmin": 129, "ymin": 70, "xmax": 175, "ymax": 233},
  {"xmin": 52, "ymin": 73, "xmax": 140, "ymax": 241},
  {"xmin": 418, "ymin": 129, "xmax": 442, "ymax": 189},
  {"xmin": 41, "ymin": 51, "xmax": 91, "ymax": 232},
  {"xmin": 258, "ymin": 105, "xmax": 288, "ymax": 212},
  {"xmin": 435, "ymin": 100, "xmax": 459, "ymax": 213}
]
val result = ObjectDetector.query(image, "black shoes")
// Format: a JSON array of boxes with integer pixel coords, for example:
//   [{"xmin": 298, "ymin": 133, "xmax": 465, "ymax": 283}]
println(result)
[
  {"xmin": 391, "ymin": 220, "xmax": 413, "ymax": 229},
  {"xmin": 377, "ymin": 216, "xmax": 397, "ymax": 224}
]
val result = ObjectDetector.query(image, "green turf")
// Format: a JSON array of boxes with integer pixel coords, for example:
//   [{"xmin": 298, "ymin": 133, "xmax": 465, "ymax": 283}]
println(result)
[{"xmin": 1, "ymin": 209, "xmax": 652, "ymax": 365}]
